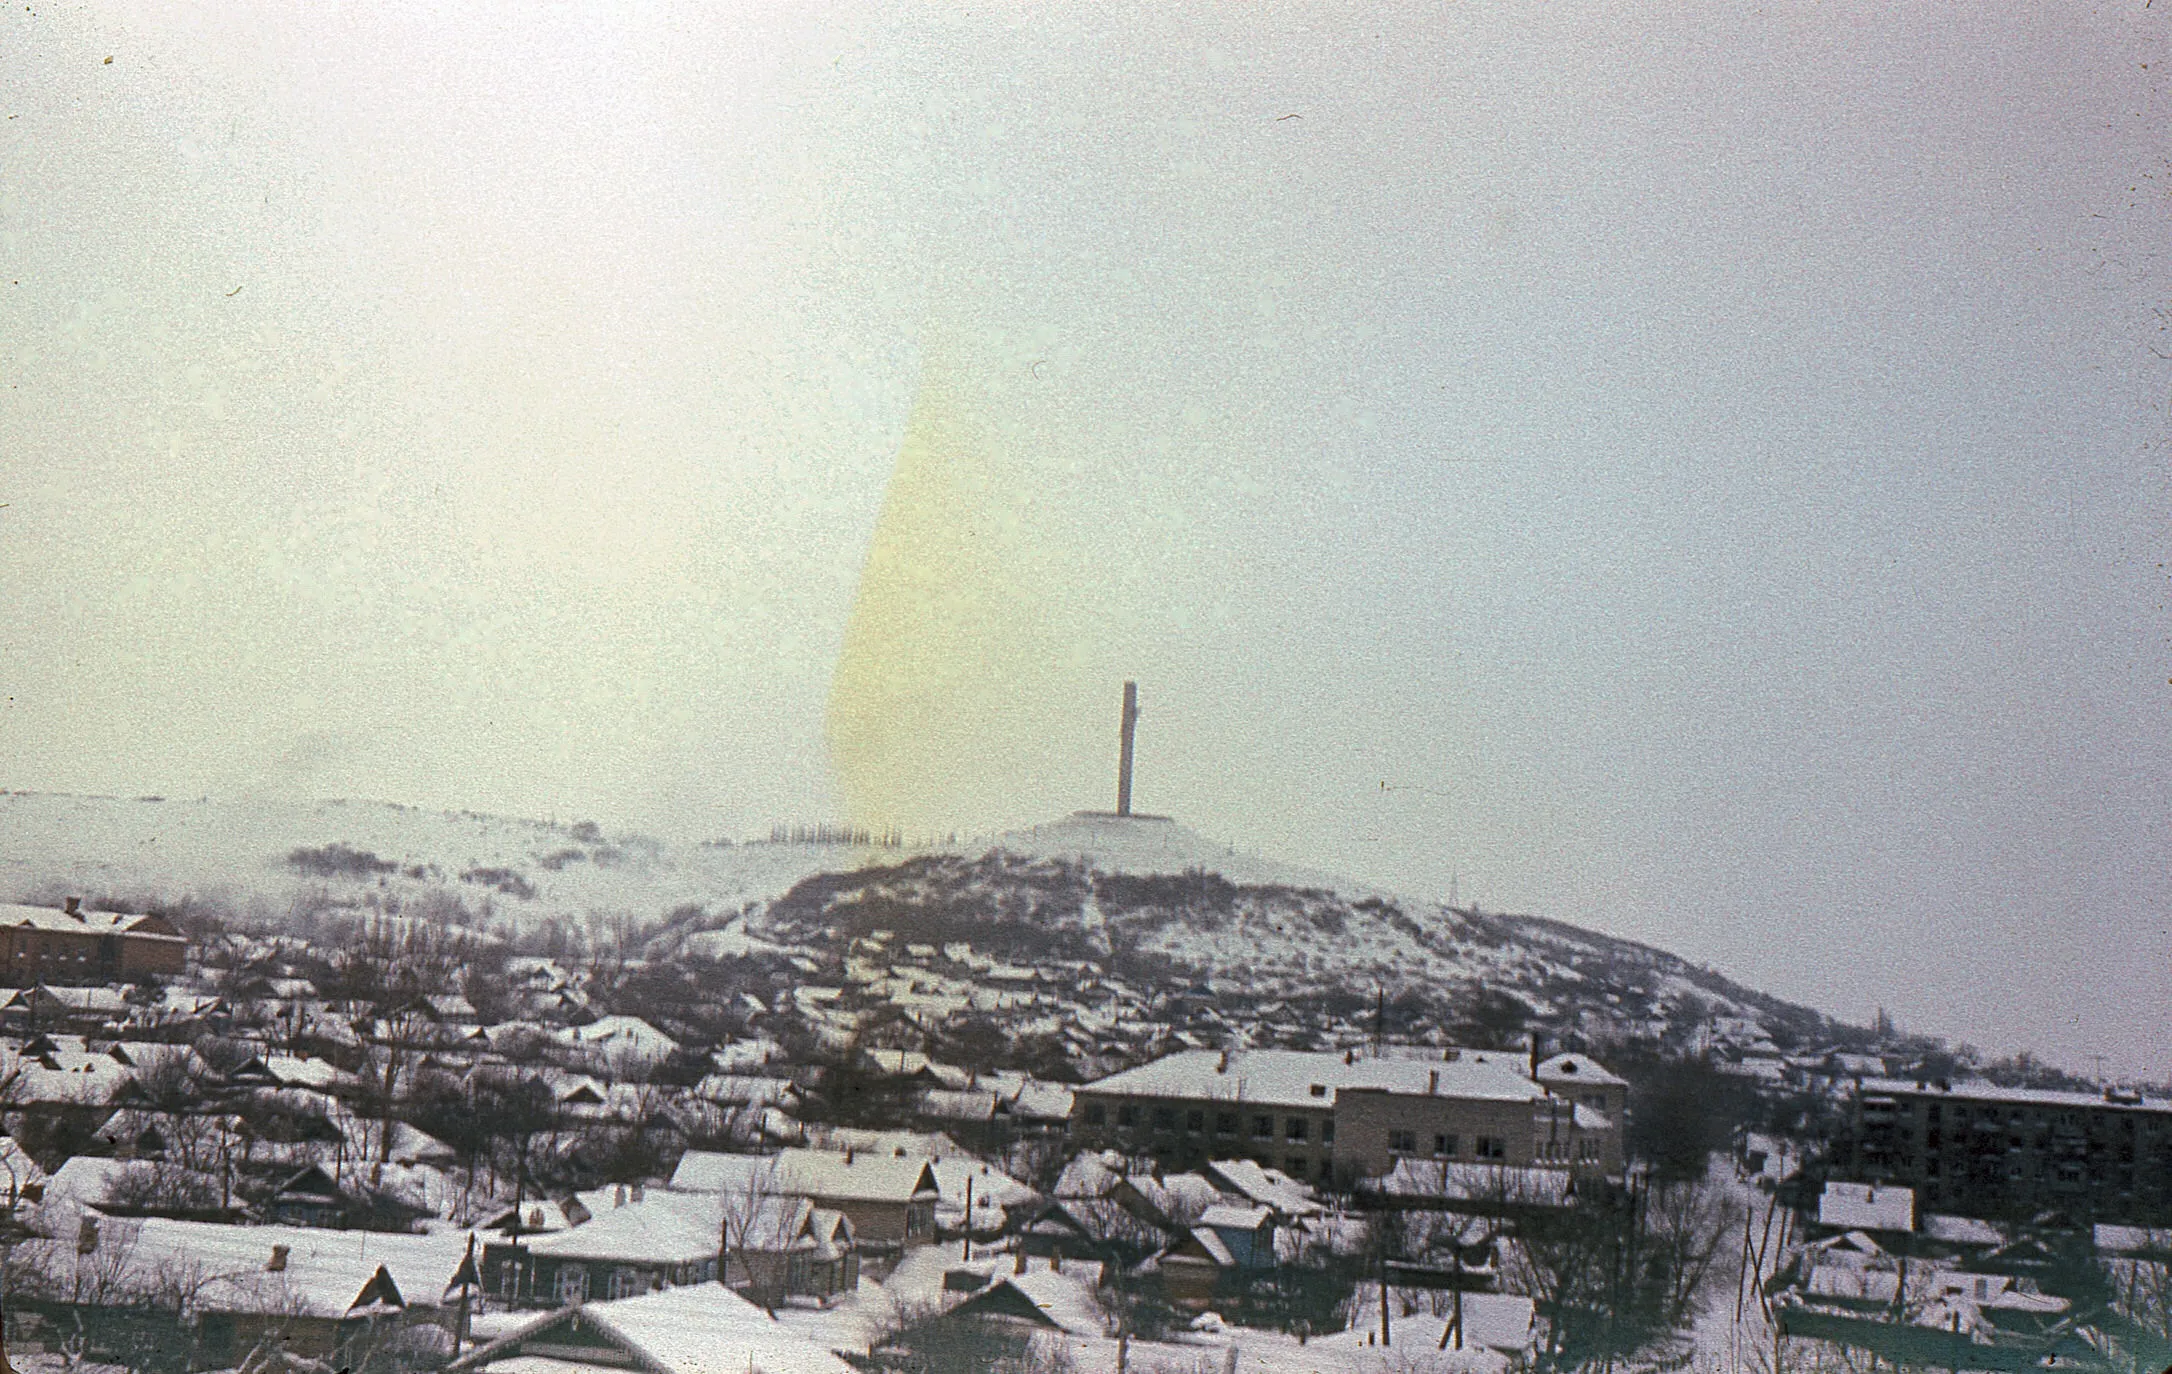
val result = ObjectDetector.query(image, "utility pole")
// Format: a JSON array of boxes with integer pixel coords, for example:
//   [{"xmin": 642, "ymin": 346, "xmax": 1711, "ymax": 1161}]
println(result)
[
  {"xmin": 962, "ymin": 1175, "xmax": 973, "ymax": 1261},
  {"xmin": 1379, "ymin": 1247, "xmax": 1391, "ymax": 1347}
]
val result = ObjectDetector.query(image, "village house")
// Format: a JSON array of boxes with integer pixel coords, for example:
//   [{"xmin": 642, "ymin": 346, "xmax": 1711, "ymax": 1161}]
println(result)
[
  {"xmin": 25, "ymin": 1216, "xmax": 476, "ymax": 1368},
  {"xmin": 670, "ymin": 1148, "xmax": 940, "ymax": 1256},
  {"xmin": 482, "ymin": 1186, "xmax": 722, "ymax": 1307},
  {"xmin": 448, "ymin": 1282, "xmax": 855, "ymax": 1374},
  {"xmin": 720, "ymin": 1194, "xmax": 859, "ymax": 1307},
  {"xmin": 1159, "ymin": 1202, "xmax": 1280, "ymax": 1310},
  {"xmin": 0, "ymin": 901, "xmax": 188, "ymax": 987}
]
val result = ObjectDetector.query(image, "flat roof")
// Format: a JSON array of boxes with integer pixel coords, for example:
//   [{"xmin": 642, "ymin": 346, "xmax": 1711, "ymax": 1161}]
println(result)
[
  {"xmin": 1857, "ymin": 1076, "xmax": 2172, "ymax": 1115},
  {"xmin": 1080, "ymin": 1048, "xmax": 1547, "ymax": 1109}
]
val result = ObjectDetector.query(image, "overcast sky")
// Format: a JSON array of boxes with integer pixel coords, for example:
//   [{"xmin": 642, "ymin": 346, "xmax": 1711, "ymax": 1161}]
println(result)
[{"xmin": 4, "ymin": 1, "xmax": 2168, "ymax": 1073}]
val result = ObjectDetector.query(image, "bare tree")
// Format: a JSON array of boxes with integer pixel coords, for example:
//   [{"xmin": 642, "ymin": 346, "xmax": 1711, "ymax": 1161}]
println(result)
[{"xmin": 717, "ymin": 1157, "xmax": 787, "ymax": 1313}]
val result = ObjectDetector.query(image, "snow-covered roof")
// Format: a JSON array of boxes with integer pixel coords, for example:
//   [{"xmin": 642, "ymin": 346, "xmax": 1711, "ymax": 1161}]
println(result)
[
  {"xmin": 525, "ymin": 1191, "xmax": 723, "ymax": 1265},
  {"xmin": 946, "ymin": 1271, "xmax": 1104, "ymax": 1336},
  {"xmin": 452, "ymin": 1280, "xmax": 856, "ymax": 1374},
  {"xmin": 257, "ymin": 1054, "xmax": 351, "ymax": 1091},
  {"xmin": 556, "ymin": 1015, "xmax": 680, "ymax": 1061},
  {"xmin": 1081, "ymin": 1048, "xmax": 1545, "ymax": 1109},
  {"xmin": 1856, "ymin": 1075, "xmax": 2172, "ymax": 1115},
  {"xmin": 1819, "ymin": 1182, "xmax": 1916, "ymax": 1233},
  {"xmin": 1197, "ymin": 1203, "xmax": 1272, "ymax": 1232},
  {"xmin": 1535, "ymin": 1052, "xmax": 1627, "ymax": 1088},
  {"xmin": 7, "ymin": 1048, "xmax": 131, "ymax": 1105},
  {"xmin": 2096, "ymin": 1224, "xmax": 2172, "ymax": 1257},
  {"xmin": 670, "ymin": 1149, "xmax": 938, "ymax": 1205},
  {"xmin": 1364, "ymin": 1161, "xmax": 1576, "ymax": 1207},
  {"xmin": 23, "ymin": 1218, "xmax": 475, "ymax": 1317},
  {"xmin": 0, "ymin": 903, "xmax": 184, "ymax": 942},
  {"xmin": 1202, "ymin": 1159, "xmax": 1323, "ymax": 1218},
  {"xmin": 1007, "ymin": 1079, "xmax": 1074, "ymax": 1120},
  {"xmin": 1184, "ymin": 1225, "xmax": 1237, "ymax": 1268},
  {"xmin": 1924, "ymin": 1214, "xmax": 2006, "ymax": 1248}
]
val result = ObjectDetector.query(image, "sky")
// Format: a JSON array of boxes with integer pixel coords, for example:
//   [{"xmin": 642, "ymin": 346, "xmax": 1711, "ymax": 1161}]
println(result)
[{"xmin": 3, "ymin": 1, "xmax": 2168, "ymax": 1074}]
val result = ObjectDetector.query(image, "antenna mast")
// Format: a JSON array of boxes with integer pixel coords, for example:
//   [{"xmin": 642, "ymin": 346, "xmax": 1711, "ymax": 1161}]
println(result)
[{"xmin": 1116, "ymin": 681, "xmax": 1140, "ymax": 816}]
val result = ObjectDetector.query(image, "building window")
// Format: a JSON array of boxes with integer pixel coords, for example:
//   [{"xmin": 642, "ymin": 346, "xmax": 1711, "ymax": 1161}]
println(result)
[
  {"xmin": 1252, "ymin": 1115, "xmax": 1273, "ymax": 1140},
  {"xmin": 1388, "ymin": 1129, "xmax": 1417, "ymax": 1154},
  {"xmin": 1153, "ymin": 1107, "xmax": 1175, "ymax": 1132},
  {"xmin": 1435, "ymin": 1134, "xmax": 1458, "ymax": 1158},
  {"xmin": 1216, "ymin": 1113, "xmax": 1238, "ymax": 1136},
  {"xmin": 1085, "ymin": 1103, "xmax": 1106, "ymax": 1126},
  {"xmin": 1286, "ymin": 1118, "xmax": 1308, "ymax": 1142},
  {"xmin": 1322, "ymin": 1119, "xmax": 1334, "ymax": 1145},
  {"xmin": 1186, "ymin": 1110, "xmax": 1204, "ymax": 1134},
  {"xmin": 1118, "ymin": 1105, "xmax": 1136, "ymax": 1128},
  {"xmin": 607, "ymin": 1268, "xmax": 642, "ymax": 1300},
  {"xmin": 1476, "ymin": 1136, "xmax": 1505, "ymax": 1160},
  {"xmin": 556, "ymin": 1264, "xmax": 590, "ymax": 1305},
  {"xmin": 1286, "ymin": 1156, "xmax": 1308, "ymax": 1176}
]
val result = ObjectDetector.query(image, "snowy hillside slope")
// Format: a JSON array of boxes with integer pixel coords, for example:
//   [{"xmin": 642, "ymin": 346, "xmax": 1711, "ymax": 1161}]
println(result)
[
  {"xmin": 742, "ymin": 839, "xmax": 1838, "ymax": 1051},
  {"xmin": 0, "ymin": 791, "xmax": 913, "ymax": 930},
  {"xmin": 0, "ymin": 792, "xmax": 1837, "ymax": 1048}
]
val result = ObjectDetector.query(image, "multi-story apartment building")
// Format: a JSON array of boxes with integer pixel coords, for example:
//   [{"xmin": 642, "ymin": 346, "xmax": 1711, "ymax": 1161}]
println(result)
[
  {"xmin": 1070, "ymin": 1047, "xmax": 1624, "ymax": 1187},
  {"xmin": 0, "ymin": 900, "xmax": 188, "ymax": 986},
  {"xmin": 1843, "ymin": 1077, "xmax": 2172, "ymax": 1225}
]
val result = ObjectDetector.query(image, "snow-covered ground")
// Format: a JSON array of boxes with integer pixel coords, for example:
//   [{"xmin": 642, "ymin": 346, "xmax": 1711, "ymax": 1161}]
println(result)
[{"xmin": 0, "ymin": 795, "xmax": 1381, "ymax": 936}]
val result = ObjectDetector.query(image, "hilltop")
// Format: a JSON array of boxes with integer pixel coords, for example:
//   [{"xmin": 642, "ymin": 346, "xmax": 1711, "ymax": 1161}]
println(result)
[{"xmin": 0, "ymin": 790, "xmax": 1848, "ymax": 1057}]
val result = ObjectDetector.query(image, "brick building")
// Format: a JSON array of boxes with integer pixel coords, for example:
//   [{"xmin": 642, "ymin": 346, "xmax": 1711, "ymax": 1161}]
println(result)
[
  {"xmin": 1843, "ymin": 1077, "xmax": 2172, "ymax": 1225},
  {"xmin": 1070, "ymin": 1047, "xmax": 1624, "ymax": 1187},
  {"xmin": 0, "ymin": 900, "xmax": 188, "ymax": 986}
]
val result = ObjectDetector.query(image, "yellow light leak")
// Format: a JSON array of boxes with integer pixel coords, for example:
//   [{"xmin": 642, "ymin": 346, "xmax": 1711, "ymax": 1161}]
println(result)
[{"xmin": 826, "ymin": 362, "xmax": 1083, "ymax": 837}]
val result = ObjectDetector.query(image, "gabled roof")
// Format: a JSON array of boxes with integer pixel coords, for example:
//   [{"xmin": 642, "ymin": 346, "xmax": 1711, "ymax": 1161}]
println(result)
[
  {"xmin": 0, "ymin": 903, "xmax": 185, "ymax": 941},
  {"xmin": 941, "ymin": 1272, "xmax": 1103, "ymax": 1336},
  {"xmin": 271, "ymin": 1163, "xmax": 345, "ymax": 1204},
  {"xmin": 670, "ymin": 1149, "xmax": 939, "ymax": 1206},
  {"xmin": 526, "ymin": 1190, "xmax": 723, "ymax": 1265},
  {"xmin": 449, "ymin": 1282, "xmax": 855, "ymax": 1374},
  {"xmin": 1171, "ymin": 1224, "xmax": 1237, "ymax": 1269},
  {"xmin": 1202, "ymin": 1159, "xmax": 1323, "ymax": 1218},
  {"xmin": 20, "ymin": 1218, "xmax": 474, "ymax": 1317}
]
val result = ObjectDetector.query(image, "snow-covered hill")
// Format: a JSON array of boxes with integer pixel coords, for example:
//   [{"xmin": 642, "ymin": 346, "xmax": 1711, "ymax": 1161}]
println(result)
[
  {"xmin": 0, "ymin": 792, "xmax": 1839, "ymax": 1051},
  {"xmin": 0, "ymin": 791, "xmax": 906, "ymax": 930}
]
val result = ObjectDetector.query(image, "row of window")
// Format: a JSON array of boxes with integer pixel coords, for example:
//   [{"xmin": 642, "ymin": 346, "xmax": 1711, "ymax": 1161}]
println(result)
[
  {"xmin": 1922, "ymin": 1102, "xmax": 2165, "ymax": 1134},
  {"xmin": 1386, "ymin": 1130, "xmax": 1507, "ymax": 1160},
  {"xmin": 1084, "ymin": 1102, "xmax": 1333, "ymax": 1145}
]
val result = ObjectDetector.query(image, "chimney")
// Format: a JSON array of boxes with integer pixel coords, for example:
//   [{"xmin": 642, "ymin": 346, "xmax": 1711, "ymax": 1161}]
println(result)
[
  {"xmin": 844, "ymin": 1148, "xmax": 855, "ymax": 1165},
  {"xmin": 1216, "ymin": 1051, "xmax": 1229, "ymax": 1074},
  {"xmin": 614, "ymin": 1184, "xmax": 626, "ymax": 1208},
  {"xmin": 267, "ymin": 1244, "xmax": 290, "ymax": 1273},
  {"xmin": 77, "ymin": 1216, "xmax": 99, "ymax": 1254},
  {"xmin": 630, "ymin": 1183, "xmax": 643, "ymax": 1203},
  {"xmin": 1428, "ymin": 1070, "xmax": 1439, "ymax": 1095},
  {"xmin": 64, "ymin": 897, "xmax": 82, "ymax": 920},
  {"xmin": 1015, "ymin": 1249, "xmax": 1028, "ymax": 1274}
]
